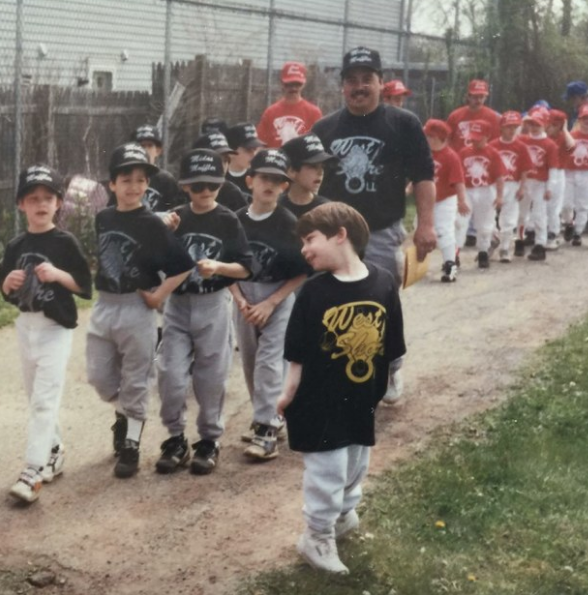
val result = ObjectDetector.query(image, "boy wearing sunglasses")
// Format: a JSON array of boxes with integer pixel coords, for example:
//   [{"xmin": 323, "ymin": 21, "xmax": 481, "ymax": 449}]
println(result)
[{"xmin": 156, "ymin": 149, "xmax": 253, "ymax": 474}]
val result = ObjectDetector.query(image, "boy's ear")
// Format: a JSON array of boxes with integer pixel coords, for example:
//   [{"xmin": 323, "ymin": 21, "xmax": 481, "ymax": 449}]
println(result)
[
  {"xmin": 109, "ymin": 180, "xmax": 116, "ymax": 192},
  {"xmin": 336, "ymin": 226, "xmax": 348, "ymax": 243},
  {"xmin": 245, "ymin": 175, "xmax": 253, "ymax": 190},
  {"xmin": 287, "ymin": 167, "xmax": 297, "ymax": 179}
]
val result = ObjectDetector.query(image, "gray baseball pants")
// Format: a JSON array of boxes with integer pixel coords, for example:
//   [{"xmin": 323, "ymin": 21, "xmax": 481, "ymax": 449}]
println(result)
[
  {"xmin": 86, "ymin": 291, "xmax": 156, "ymax": 422},
  {"xmin": 302, "ymin": 445, "xmax": 370, "ymax": 533},
  {"xmin": 363, "ymin": 220, "xmax": 406, "ymax": 290},
  {"xmin": 233, "ymin": 281, "xmax": 294, "ymax": 426},
  {"xmin": 157, "ymin": 290, "xmax": 232, "ymax": 441}
]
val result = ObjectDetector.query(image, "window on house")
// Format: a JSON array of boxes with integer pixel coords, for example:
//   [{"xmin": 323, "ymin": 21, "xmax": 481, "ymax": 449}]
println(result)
[{"xmin": 92, "ymin": 71, "xmax": 113, "ymax": 91}]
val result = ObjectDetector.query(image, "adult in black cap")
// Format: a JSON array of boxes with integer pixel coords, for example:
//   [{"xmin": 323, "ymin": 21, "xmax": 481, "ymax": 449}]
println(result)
[
  {"xmin": 312, "ymin": 46, "xmax": 436, "ymax": 403},
  {"xmin": 562, "ymin": 81, "xmax": 588, "ymax": 130}
]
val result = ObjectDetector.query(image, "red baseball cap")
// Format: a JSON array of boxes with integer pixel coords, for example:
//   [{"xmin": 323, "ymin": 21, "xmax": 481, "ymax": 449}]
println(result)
[
  {"xmin": 423, "ymin": 119, "xmax": 451, "ymax": 141},
  {"xmin": 383, "ymin": 80, "xmax": 412, "ymax": 97},
  {"xmin": 578, "ymin": 104, "xmax": 588, "ymax": 119},
  {"xmin": 468, "ymin": 79, "xmax": 489, "ymax": 96},
  {"xmin": 549, "ymin": 109, "xmax": 567, "ymax": 124},
  {"xmin": 468, "ymin": 120, "xmax": 491, "ymax": 141},
  {"xmin": 524, "ymin": 107, "xmax": 549, "ymax": 127},
  {"xmin": 500, "ymin": 110, "xmax": 522, "ymax": 127},
  {"xmin": 281, "ymin": 62, "xmax": 307, "ymax": 84}
]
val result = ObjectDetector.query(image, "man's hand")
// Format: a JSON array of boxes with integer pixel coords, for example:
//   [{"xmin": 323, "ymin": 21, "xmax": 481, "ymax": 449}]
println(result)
[{"xmin": 413, "ymin": 223, "xmax": 437, "ymax": 262}]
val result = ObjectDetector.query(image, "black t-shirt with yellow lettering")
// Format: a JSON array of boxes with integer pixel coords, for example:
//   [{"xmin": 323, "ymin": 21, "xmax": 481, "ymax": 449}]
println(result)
[{"xmin": 283, "ymin": 264, "xmax": 406, "ymax": 452}]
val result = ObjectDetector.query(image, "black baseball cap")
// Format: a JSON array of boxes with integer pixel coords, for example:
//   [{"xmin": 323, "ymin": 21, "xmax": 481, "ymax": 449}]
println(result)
[
  {"xmin": 226, "ymin": 123, "xmax": 266, "ymax": 150},
  {"xmin": 132, "ymin": 124, "xmax": 162, "ymax": 146},
  {"xmin": 178, "ymin": 149, "xmax": 226, "ymax": 185},
  {"xmin": 16, "ymin": 164, "xmax": 64, "ymax": 201},
  {"xmin": 249, "ymin": 149, "xmax": 291, "ymax": 181},
  {"xmin": 109, "ymin": 143, "xmax": 159, "ymax": 179},
  {"xmin": 192, "ymin": 132, "xmax": 237, "ymax": 155},
  {"xmin": 201, "ymin": 117, "xmax": 229, "ymax": 137},
  {"xmin": 281, "ymin": 134, "xmax": 337, "ymax": 169},
  {"xmin": 341, "ymin": 46, "xmax": 383, "ymax": 77}
]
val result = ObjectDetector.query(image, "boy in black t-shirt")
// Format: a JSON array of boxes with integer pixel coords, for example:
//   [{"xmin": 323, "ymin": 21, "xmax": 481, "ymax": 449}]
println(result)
[
  {"xmin": 225, "ymin": 123, "xmax": 266, "ymax": 195},
  {"xmin": 1, "ymin": 165, "xmax": 92, "ymax": 503},
  {"xmin": 230, "ymin": 149, "xmax": 308, "ymax": 460},
  {"xmin": 280, "ymin": 133, "xmax": 335, "ymax": 218},
  {"xmin": 277, "ymin": 202, "xmax": 406, "ymax": 574},
  {"xmin": 86, "ymin": 144, "xmax": 193, "ymax": 479},
  {"xmin": 156, "ymin": 149, "xmax": 253, "ymax": 474}
]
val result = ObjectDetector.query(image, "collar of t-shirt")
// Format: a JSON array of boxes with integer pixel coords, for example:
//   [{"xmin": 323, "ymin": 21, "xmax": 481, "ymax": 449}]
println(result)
[
  {"xmin": 229, "ymin": 168, "xmax": 248, "ymax": 177},
  {"xmin": 333, "ymin": 265, "xmax": 369, "ymax": 283},
  {"xmin": 247, "ymin": 208, "xmax": 273, "ymax": 222},
  {"xmin": 529, "ymin": 132, "xmax": 547, "ymax": 140}
]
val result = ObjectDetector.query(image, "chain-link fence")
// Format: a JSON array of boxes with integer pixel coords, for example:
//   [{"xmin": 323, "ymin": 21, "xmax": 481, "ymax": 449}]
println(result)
[{"xmin": 0, "ymin": 0, "xmax": 480, "ymax": 249}]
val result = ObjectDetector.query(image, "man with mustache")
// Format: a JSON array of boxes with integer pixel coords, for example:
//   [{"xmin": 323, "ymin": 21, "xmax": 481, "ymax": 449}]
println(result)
[{"xmin": 312, "ymin": 46, "xmax": 436, "ymax": 403}]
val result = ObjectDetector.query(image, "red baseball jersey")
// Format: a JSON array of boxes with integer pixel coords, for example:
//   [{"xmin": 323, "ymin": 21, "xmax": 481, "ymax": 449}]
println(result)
[
  {"xmin": 565, "ymin": 131, "xmax": 588, "ymax": 171},
  {"xmin": 257, "ymin": 98, "xmax": 322, "ymax": 148},
  {"xmin": 432, "ymin": 145, "xmax": 464, "ymax": 202},
  {"xmin": 459, "ymin": 145, "xmax": 506, "ymax": 188},
  {"xmin": 447, "ymin": 105, "xmax": 501, "ymax": 152},
  {"xmin": 519, "ymin": 136, "xmax": 559, "ymax": 181},
  {"xmin": 489, "ymin": 138, "xmax": 533, "ymax": 182}
]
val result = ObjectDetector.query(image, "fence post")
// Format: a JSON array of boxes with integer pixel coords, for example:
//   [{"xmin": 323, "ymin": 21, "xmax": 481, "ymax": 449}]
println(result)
[
  {"xmin": 243, "ymin": 59, "xmax": 253, "ymax": 121},
  {"xmin": 14, "ymin": 0, "xmax": 24, "ymax": 234},
  {"xmin": 162, "ymin": 0, "xmax": 173, "ymax": 170},
  {"xmin": 188, "ymin": 54, "xmax": 206, "ymax": 146}
]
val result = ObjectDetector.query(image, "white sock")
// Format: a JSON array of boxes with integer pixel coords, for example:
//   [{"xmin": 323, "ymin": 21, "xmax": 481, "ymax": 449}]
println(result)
[{"xmin": 126, "ymin": 417, "xmax": 144, "ymax": 443}]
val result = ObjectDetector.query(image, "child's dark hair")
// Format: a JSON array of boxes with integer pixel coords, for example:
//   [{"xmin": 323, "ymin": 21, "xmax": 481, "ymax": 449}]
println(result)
[
  {"xmin": 109, "ymin": 164, "xmax": 151, "ymax": 183},
  {"xmin": 296, "ymin": 202, "xmax": 370, "ymax": 258}
]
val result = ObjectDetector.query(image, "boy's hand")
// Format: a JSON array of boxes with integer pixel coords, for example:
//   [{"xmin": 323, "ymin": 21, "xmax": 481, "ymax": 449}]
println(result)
[
  {"xmin": 544, "ymin": 190, "xmax": 552, "ymax": 201},
  {"xmin": 457, "ymin": 200, "xmax": 471, "ymax": 216},
  {"xmin": 138, "ymin": 289, "xmax": 163, "ymax": 310},
  {"xmin": 197, "ymin": 259, "xmax": 219, "ymax": 279},
  {"xmin": 493, "ymin": 196, "xmax": 503, "ymax": 210},
  {"xmin": 516, "ymin": 186, "xmax": 526, "ymax": 201},
  {"xmin": 3, "ymin": 269, "xmax": 26, "ymax": 293},
  {"xmin": 161, "ymin": 211, "xmax": 181, "ymax": 231},
  {"xmin": 34, "ymin": 262, "xmax": 62, "ymax": 284},
  {"xmin": 244, "ymin": 300, "xmax": 275, "ymax": 328},
  {"xmin": 277, "ymin": 393, "xmax": 293, "ymax": 416}
]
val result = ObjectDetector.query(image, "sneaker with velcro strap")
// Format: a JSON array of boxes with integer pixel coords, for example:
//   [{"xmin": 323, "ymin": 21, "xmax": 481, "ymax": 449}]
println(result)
[
  {"xmin": 155, "ymin": 434, "xmax": 189, "ymax": 474},
  {"xmin": 114, "ymin": 439, "xmax": 140, "ymax": 478},
  {"xmin": 190, "ymin": 439, "xmax": 220, "ymax": 474},
  {"xmin": 10, "ymin": 466, "xmax": 43, "ymax": 503},
  {"xmin": 241, "ymin": 414, "xmax": 286, "ymax": 443},
  {"xmin": 41, "ymin": 444, "xmax": 65, "ymax": 483},
  {"xmin": 243, "ymin": 423, "xmax": 278, "ymax": 460},
  {"xmin": 297, "ymin": 529, "xmax": 349, "ymax": 574}
]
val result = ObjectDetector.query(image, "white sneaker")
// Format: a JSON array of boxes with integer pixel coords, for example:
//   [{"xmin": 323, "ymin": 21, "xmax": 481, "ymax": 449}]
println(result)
[
  {"xmin": 545, "ymin": 236, "xmax": 560, "ymax": 251},
  {"xmin": 335, "ymin": 509, "xmax": 359, "ymax": 540},
  {"xmin": 297, "ymin": 529, "xmax": 349, "ymax": 574},
  {"xmin": 241, "ymin": 415, "xmax": 286, "ymax": 443},
  {"xmin": 10, "ymin": 466, "xmax": 43, "ymax": 503},
  {"xmin": 382, "ymin": 369, "xmax": 404, "ymax": 404},
  {"xmin": 41, "ymin": 444, "xmax": 65, "ymax": 483},
  {"xmin": 498, "ymin": 249, "xmax": 511, "ymax": 263}
]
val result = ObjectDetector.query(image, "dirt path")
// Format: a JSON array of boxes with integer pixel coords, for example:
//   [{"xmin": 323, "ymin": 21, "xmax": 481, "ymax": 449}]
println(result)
[{"xmin": 2, "ymin": 242, "xmax": 588, "ymax": 595}]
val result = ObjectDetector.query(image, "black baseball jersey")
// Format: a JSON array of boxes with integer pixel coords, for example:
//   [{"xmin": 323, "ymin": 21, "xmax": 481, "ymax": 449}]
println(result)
[
  {"xmin": 107, "ymin": 169, "xmax": 185, "ymax": 213},
  {"xmin": 0, "ymin": 228, "xmax": 92, "ymax": 329},
  {"xmin": 173, "ymin": 203, "xmax": 253, "ymax": 294},
  {"xmin": 226, "ymin": 170, "xmax": 250, "ymax": 196},
  {"xmin": 283, "ymin": 264, "xmax": 406, "ymax": 452},
  {"xmin": 217, "ymin": 180, "xmax": 249, "ymax": 212},
  {"xmin": 236, "ymin": 205, "xmax": 310, "ymax": 282},
  {"xmin": 312, "ymin": 104, "xmax": 434, "ymax": 231},
  {"xmin": 94, "ymin": 206, "xmax": 194, "ymax": 294},
  {"xmin": 279, "ymin": 193, "xmax": 330, "ymax": 219}
]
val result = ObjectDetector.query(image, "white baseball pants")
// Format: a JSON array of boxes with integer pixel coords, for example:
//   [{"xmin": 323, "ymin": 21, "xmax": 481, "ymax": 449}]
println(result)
[
  {"xmin": 562, "ymin": 170, "xmax": 588, "ymax": 234},
  {"xmin": 498, "ymin": 181, "xmax": 520, "ymax": 251},
  {"xmin": 525, "ymin": 179, "xmax": 548, "ymax": 246},
  {"xmin": 547, "ymin": 169, "xmax": 565, "ymax": 235},
  {"xmin": 434, "ymin": 196, "xmax": 458, "ymax": 262},
  {"xmin": 456, "ymin": 186, "xmax": 495, "ymax": 251}
]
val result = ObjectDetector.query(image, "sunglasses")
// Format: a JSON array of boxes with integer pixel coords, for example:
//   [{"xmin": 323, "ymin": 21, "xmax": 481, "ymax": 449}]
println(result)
[{"xmin": 189, "ymin": 182, "xmax": 222, "ymax": 193}]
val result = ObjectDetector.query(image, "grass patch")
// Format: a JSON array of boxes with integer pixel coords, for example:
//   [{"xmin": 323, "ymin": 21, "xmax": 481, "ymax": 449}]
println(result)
[{"xmin": 240, "ymin": 319, "xmax": 588, "ymax": 594}]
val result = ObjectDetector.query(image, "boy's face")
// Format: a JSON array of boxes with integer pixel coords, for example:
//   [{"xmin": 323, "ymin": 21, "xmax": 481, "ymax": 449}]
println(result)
[
  {"xmin": 182, "ymin": 182, "xmax": 221, "ymax": 214},
  {"xmin": 231, "ymin": 146, "xmax": 258, "ymax": 171},
  {"xmin": 139, "ymin": 140, "xmax": 162, "ymax": 165},
  {"xmin": 578, "ymin": 117, "xmax": 588, "ymax": 134},
  {"xmin": 289, "ymin": 163, "xmax": 324, "ymax": 194},
  {"xmin": 546, "ymin": 122, "xmax": 562, "ymax": 137},
  {"xmin": 500, "ymin": 125, "xmax": 518, "ymax": 142},
  {"xmin": 18, "ymin": 185, "xmax": 61, "ymax": 233},
  {"xmin": 109, "ymin": 167, "xmax": 149, "ymax": 211},
  {"xmin": 528, "ymin": 122, "xmax": 544, "ymax": 136},
  {"xmin": 383, "ymin": 95, "xmax": 405, "ymax": 108},
  {"xmin": 301, "ymin": 229, "xmax": 340, "ymax": 272},
  {"xmin": 247, "ymin": 173, "xmax": 289, "ymax": 207},
  {"xmin": 426, "ymin": 134, "xmax": 445, "ymax": 151}
]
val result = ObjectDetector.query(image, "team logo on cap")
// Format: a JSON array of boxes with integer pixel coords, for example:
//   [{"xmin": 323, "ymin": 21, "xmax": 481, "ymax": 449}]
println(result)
[
  {"xmin": 122, "ymin": 144, "xmax": 148, "ymax": 162},
  {"xmin": 264, "ymin": 149, "xmax": 288, "ymax": 170},
  {"xmin": 135, "ymin": 126, "xmax": 158, "ymax": 140},
  {"xmin": 25, "ymin": 167, "xmax": 53, "ymax": 185},
  {"xmin": 189, "ymin": 152, "xmax": 218, "ymax": 174},
  {"xmin": 304, "ymin": 135, "xmax": 324, "ymax": 152}
]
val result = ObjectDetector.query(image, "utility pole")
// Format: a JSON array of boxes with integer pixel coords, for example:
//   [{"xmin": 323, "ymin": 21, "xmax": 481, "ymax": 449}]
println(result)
[{"xmin": 402, "ymin": 0, "xmax": 413, "ymax": 86}]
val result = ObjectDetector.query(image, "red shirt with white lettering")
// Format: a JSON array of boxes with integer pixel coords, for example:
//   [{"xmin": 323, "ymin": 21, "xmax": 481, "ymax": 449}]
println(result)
[
  {"xmin": 432, "ymin": 145, "xmax": 464, "ymax": 202},
  {"xmin": 519, "ymin": 136, "xmax": 558, "ymax": 181},
  {"xmin": 459, "ymin": 145, "xmax": 506, "ymax": 189},
  {"xmin": 257, "ymin": 98, "xmax": 323, "ymax": 148},
  {"xmin": 565, "ymin": 131, "xmax": 588, "ymax": 171},
  {"xmin": 446, "ymin": 106, "xmax": 501, "ymax": 152},
  {"xmin": 489, "ymin": 137, "xmax": 533, "ymax": 182}
]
